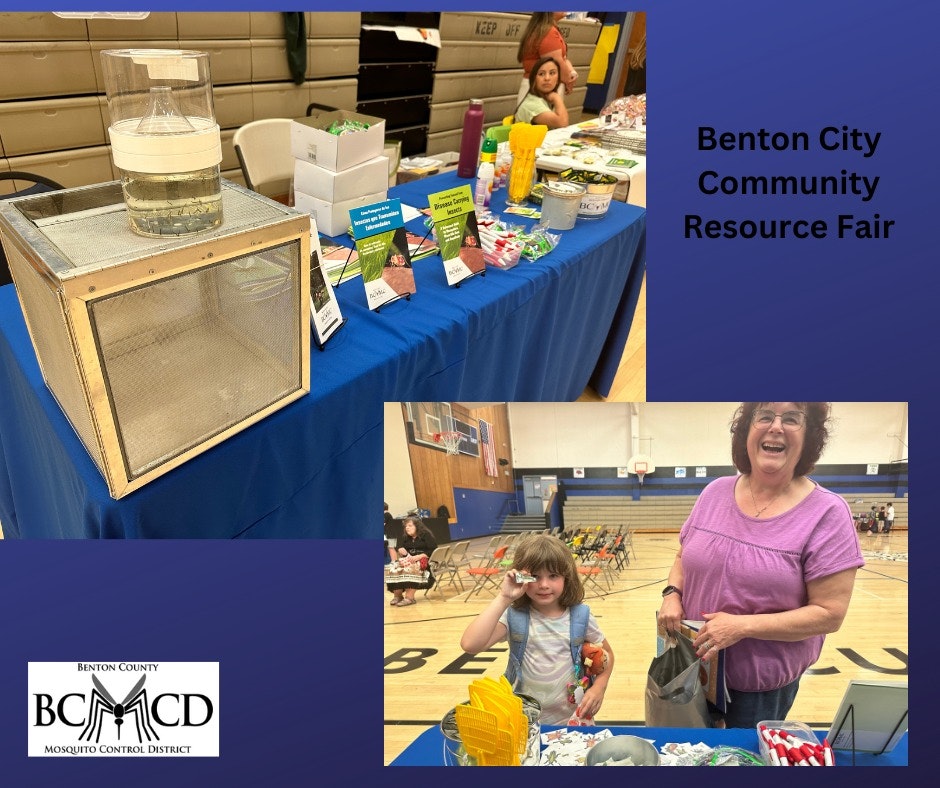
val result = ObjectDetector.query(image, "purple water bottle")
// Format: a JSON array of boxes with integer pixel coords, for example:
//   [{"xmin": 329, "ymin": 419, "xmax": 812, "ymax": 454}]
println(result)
[{"xmin": 457, "ymin": 98, "xmax": 484, "ymax": 178}]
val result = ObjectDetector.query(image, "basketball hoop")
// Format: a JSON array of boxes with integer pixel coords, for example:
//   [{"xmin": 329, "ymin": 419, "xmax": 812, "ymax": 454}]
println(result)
[
  {"xmin": 627, "ymin": 454, "xmax": 654, "ymax": 485},
  {"xmin": 434, "ymin": 431, "xmax": 462, "ymax": 455},
  {"xmin": 635, "ymin": 462, "xmax": 647, "ymax": 485}
]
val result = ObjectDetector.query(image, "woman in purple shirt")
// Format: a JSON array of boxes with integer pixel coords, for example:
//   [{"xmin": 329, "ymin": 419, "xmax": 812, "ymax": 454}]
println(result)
[{"xmin": 657, "ymin": 402, "xmax": 864, "ymax": 727}]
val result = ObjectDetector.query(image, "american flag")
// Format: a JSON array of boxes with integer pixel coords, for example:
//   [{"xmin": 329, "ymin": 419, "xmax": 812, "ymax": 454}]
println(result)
[{"xmin": 479, "ymin": 419, "xmax": 498, "ymax": 477}]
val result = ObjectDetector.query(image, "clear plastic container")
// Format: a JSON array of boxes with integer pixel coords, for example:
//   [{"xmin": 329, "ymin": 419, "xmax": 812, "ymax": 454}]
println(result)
[
  {"xmin": 101, "ymin": 49, "xmax": 223, "ymax": 237},
  {"xmin": 756, "ymin": 720, "xmax": 823, "ymax": 766}
]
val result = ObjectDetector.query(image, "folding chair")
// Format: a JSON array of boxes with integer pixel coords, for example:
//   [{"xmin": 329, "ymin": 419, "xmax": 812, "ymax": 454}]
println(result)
[
  {"xmin": 464, "ymin": 545, "xmax": 508, "ymax": 601},
  {"xmin": 436, "ymin": 540, "xmax": 469, "ymax": 594},
  {"xmin": 424, "ymin": 544, "xmax": 453, "ymax": 599},
  {"xmin": 1, "ymin": 171, "xmax": 65, "ymax": 287},
  {"xmin": 233, "ymin": 118, "xmax": 294, "ymax": 200},
  {"xmin": 577, "ymin": 557, "xmax": 607, "ymax": 597}
]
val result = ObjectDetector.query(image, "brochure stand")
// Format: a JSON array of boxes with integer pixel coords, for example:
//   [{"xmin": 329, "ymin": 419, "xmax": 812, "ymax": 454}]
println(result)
[
  {"xmin": 427, "ymin": 184, "xmax": 486, "ymax": 288},
  {"xmin": 312, "ymin": 317, "xmax": 347, "ymax": 350},
  {"xmin": 348, "ymin": 198, "xmax": 417, "ymax": 312},
  {"xmin": 309, "ymin": 229, "xmax": 347, "ymax": 347},
  {"xmin": 827, "ymin": 680, "xmax": 908, "ymax": 765},
  {"xmin": 332, "ymin": 247, "xmax": 357, "ymax": 287}
]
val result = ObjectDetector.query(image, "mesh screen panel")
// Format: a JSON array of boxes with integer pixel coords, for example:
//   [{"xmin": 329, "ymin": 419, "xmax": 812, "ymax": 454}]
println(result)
[
  {"xmin": 6, "ymin": 248, "xmax": 105, "ymax": 473},
  {"xmin": 30, "ymin": 187, "xmax": 293, "ymax": 275},
  {"xmin": 88, "ymin": 240, "xmax": 302, "ymax": 479}
]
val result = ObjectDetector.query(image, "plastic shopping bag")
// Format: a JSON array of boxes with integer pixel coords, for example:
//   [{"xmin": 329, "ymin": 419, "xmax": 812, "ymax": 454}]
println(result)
[{"xmin": 644, "ymin": 634, "xmax": 713, "ymax": 727}]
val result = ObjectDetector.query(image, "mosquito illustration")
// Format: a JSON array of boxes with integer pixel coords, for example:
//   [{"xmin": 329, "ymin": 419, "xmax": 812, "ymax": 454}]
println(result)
[{"xmin": 79, "ymin": 673, "xmax": 160, "ymax": 743}]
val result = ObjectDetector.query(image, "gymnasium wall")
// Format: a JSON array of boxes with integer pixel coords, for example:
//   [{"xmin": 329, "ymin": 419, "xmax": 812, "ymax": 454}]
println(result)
[
  {"xmin": 399, "ymin": 403, "xmax": 514, "ymax": 536},
  {"xmin": 508, "ymin": 402, "xmax": 908, "ymax": 468}
]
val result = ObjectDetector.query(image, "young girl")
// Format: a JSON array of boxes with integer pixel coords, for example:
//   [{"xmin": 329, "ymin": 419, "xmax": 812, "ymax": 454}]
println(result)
[
  {"xmin": 513, "ymin": 56, "xmax": 569, "ymax": 129},
  {"xmin": 460, "ymin": 535, "xmax": 614, "ymax": 724}
]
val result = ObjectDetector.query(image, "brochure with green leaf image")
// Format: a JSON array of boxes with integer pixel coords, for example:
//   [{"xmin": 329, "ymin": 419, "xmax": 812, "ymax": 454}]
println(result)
[
  {"xmin": 428, "ymin": 184, "xmax": 483, "ymax": 286},
  {"xmin": 349, "ymin": 198, "xmax": 416, "ymax": 310}
]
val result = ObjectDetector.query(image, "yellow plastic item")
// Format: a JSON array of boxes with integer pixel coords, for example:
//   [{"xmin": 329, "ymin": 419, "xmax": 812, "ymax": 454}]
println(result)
[
  {"xmin": 455, "ymin": 703, "xmax": 507, "ymax": 765},
  {"xmin": 507, "ymin": 122, "xmax": 548, "ymax": 204}
]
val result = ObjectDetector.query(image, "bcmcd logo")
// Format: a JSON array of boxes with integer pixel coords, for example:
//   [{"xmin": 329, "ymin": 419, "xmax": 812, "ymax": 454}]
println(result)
[{"xmin": 28, "ymin": 662, "xmax": 219, "ymax": 757}]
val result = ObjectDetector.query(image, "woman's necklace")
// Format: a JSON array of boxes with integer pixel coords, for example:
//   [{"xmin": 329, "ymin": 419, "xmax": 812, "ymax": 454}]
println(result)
[{"xmin": 747, "ymin": 476, "xmax": 791, "ymax": 517}]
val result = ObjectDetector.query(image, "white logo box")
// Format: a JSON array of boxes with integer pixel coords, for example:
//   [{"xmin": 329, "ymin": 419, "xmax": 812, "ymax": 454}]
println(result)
[{"xmin": 28, "ymin": 662, "xmax": 219, "ymax": 757}]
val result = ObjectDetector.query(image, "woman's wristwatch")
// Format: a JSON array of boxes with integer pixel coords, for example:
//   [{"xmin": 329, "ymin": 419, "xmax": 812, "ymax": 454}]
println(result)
[{"xmin": 661, "ymin": 585, "xmax": 683, "ymax": 599}]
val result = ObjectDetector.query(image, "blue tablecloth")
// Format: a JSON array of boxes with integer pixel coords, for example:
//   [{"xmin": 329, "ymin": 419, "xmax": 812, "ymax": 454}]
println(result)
[
  {"xmin": 390, "ymin": 724, "xmax": 908, "ymax": 766},
  {"xmin": 0, "ymin": 171, "xmax": 645, "ymax": 538}
]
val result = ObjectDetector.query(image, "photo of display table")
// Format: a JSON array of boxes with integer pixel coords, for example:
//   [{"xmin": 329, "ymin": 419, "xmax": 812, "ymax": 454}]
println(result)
[
  {"xmin": 390, "ymin": 723, "xmax": 908, "ymax": 766},
  {"xmin": 0, "ymin": 171, "xmax": 645, "ymax": 538}
]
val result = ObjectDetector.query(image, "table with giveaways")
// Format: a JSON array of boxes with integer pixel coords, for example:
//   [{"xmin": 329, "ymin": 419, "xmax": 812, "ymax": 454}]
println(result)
[
  {"xmin": 390, "ymin": 723, "xmax": 908, "ymax": 766},
  {"xmin": 0, "ymin": 170, "xmax": 645, "ymax": 538}
]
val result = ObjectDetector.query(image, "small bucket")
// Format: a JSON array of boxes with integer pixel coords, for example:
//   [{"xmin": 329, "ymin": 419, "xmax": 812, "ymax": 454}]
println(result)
[
  {"xmin": 540, "ymin": 181, "xmax": 585, "ymax": 230},
  {"xmin": 560, "ymin": 168, "xmax": 620, "ymax": 219},
  {"xmin": 441, "ymin": 694, "xmax": 542, "ymax": 766}
]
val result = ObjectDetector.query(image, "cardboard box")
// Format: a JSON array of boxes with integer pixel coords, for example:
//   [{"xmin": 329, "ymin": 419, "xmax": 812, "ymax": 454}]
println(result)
[
  {"xmin": 431, "ymin": 68, "xmax": 520, "ymax": 103},
  {"xmin": 0, "ymin": 42, "xmax": 97, "ymax": 101},
  {"xmin": 307, "ymin": 78, "xmax": 359, "ymax": 113},
  {"xmin": 6, "ymin": 145, "xmax": 115, "ymax": 189},
  {"xmin": 249, "ymin": 12, "xmax": 286, "ymax": 39},
  {"xmin": 176, "ymin": 12, "xmax": 251, "ymax": 39},
  {"xmin": 556, "ymin": 17, "xmax": 604, "ymax": 46},
  {"xmin": 306, "ymin": 12, "xmax": 362, "ymax": 39},
  {"xmin": 251, "ymin": 38, "xmax": 358, "ymax": 82},
  {"xmin": 429, "ymin": 95, "xmax": 516, "ymax": 134},
  {"xmin": 294, "ymin": 188, "xmax": 387, "ymax": 237},
  {"xmin": 177, "ymin": 40, "xmax": 253, "ymax": 86},
  {"xmin": 0, "ymin": 11, "xmax": 89, "ymax": 41},
  {"xmin": 86, "ymin": 12, "xmax": 178, "ymax": 40},
  {"xmin": 308, "ymin": 38, "xmax": 360, "ymax": 79},
  {"xmin": 438, "ymin": 12, "xmax": 527, "ymax": 42},
  {"xmin": 212, "ymin": 85, "xmax": 255, "ymax": 130},
  {"xmin": 436, "ymin": 41, "xmax": 518, "ymax": 72},
  {"xmin": 290, "ymin": 110, "xmax": 385, "ymax": 172},
  {"xmin": 0, "ymin": 96, "xmax": 106, "ymax": 157},
  {"xmin": 293, "ymin": 155, "xmax": 388, "ymax": 203}
]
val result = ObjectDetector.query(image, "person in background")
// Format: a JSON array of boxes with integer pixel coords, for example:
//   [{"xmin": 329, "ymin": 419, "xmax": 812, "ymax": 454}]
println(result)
[
  {"xmin": 384, "ymin": 502, "xmax": 396, "ymax": 564},
  {"xmin": 387, "ymin": 516, "xmax": 437, "ymax": 606},
  {"xmin": 657, "ymin": 402, "xmax": 864, "ymax": 728},
  {"xmin": 877, "ymin": 505, "xmax": 887, "ymax": 532},
  {"xmin": 885, "ymin": 501, "xmax": 895, "ymax": 533},
  {"xmin": 513, "ymin": 56, "xmax": 569, "ymax": 129},
  {"xmin": 516, "ymin": 12, "xmax": 577, "ymax": 106}
]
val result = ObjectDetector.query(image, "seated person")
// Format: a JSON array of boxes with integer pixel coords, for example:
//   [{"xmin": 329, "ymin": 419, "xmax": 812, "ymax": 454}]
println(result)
[{"xmin": 514, "ymin": 56, "xmax": 569, "ymax": 129}]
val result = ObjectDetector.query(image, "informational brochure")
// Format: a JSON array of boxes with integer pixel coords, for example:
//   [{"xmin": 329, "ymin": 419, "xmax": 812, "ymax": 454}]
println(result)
[
  {"xmin": 309, "ymin": 230, "xmax": 345, "ymax": 345},
  {"xmin": 405, "ymin": 229, "xmax": 439, "ymax": 261},
  {"xmin": 348, "ymin": 198, "xmax": 416, "ymax": 311},
  {"xmin": 427, "ymin": 184, "xmax": 484, "ymax": 286},
  {"xmin": 317, "ymin": 234, "xmax": 361, "ymax": 285}
]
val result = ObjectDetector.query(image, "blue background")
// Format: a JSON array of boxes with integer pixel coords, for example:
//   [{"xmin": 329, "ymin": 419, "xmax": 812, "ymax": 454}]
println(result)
[{"xmin": 1, "ymin": 0, "xmax": 929, "ymax": 783}]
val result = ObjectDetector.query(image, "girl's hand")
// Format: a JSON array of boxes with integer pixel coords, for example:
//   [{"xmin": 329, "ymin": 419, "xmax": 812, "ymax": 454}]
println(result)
[
  {"xmin": 656, "ymin": 594, "xmax": 684, "ymax": 635},
  {"xmin": 499, "ymin": 570, "xmax": 530, "ymax": 602},
  {"xmin": 577, "ymin": 683, "xmax": 605, "ymax": 719},
  {"xmin": 397, "ymin": 547, "xmax": 408, "ymax": 557}
]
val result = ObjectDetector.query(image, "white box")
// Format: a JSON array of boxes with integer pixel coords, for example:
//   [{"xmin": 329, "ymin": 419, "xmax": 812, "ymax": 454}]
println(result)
[
  {"xmin": 290, "ymin": 110, "xmax": 385, "ymax": 172},
  {"xmin": 293, "ymin": 155, "xmax": 388, "ymax": 203},
  {"xmin": 294, "ymin": 188, "xmax": 387, "ymax": 237}
]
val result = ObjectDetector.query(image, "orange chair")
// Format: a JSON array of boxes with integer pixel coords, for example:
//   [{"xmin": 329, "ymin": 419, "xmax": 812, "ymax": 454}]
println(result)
[
  {"xmin": 464, "ymin": 545, "xmax": 508, "ymax": 601},
  {"xmin": 577, "ymin": 561, "xmax": 606, "ymax": 596}
]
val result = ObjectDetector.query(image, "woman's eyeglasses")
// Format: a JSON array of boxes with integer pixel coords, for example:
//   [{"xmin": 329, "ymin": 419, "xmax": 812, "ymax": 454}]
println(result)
[{"xmin": 752, "ymin": 409, "xmax": 806, "ymax": 430}]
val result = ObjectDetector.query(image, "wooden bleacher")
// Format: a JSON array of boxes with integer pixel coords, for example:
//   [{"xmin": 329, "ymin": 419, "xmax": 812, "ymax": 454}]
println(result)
[
  {"xmin": 563, "ymin": 495, "xmax": 698, "ymax": 532},
  {"xmin": 563, "ymin": 494, "xmax": 908, "ymax": 532},
  {"xmin": 844, "ymin": 496, "xmax": 908, "ymax": 530}
]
